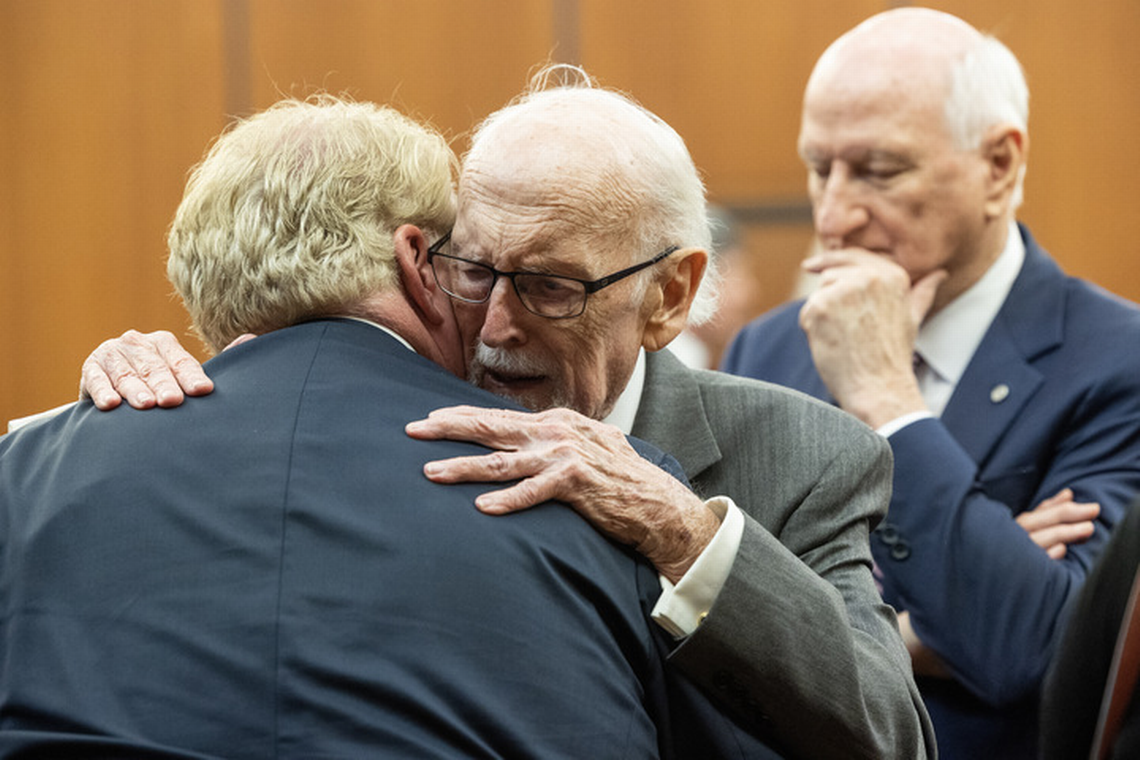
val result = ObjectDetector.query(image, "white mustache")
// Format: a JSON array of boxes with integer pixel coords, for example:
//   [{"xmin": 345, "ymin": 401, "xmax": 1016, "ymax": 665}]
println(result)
[{"xmin": 469, "ymin": 343, "xmax": 553, "ymax": 380}]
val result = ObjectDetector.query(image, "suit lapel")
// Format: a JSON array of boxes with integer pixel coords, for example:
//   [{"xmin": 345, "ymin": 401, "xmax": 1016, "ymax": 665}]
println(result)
[
  {"xmin": 632, "ymin": 350, "xmax": 723, "ymax": 482},
  {"xmin": 941, "ymin": 320, "xmax": 1045, "ymax": 464},
  {"xmin": 940, "ymin": 226, "xmax": 1065, "ymax": 465}
]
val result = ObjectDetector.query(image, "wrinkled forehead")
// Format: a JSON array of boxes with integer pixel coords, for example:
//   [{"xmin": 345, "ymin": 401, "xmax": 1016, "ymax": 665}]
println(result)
[{"xmin": 456, "ymin": 117, "xmax": 638, "ymax": 264}]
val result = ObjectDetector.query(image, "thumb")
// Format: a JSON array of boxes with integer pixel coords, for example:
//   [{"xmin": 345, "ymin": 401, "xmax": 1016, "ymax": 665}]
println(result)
[{"xmin": 909, "ymin": 269, "xmax": 949, "ymax": 327}]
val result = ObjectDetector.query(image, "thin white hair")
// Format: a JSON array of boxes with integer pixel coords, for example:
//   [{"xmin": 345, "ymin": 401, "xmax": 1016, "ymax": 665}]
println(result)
[
  {"xmin": 467, "ymin": 65, "xmax": 721, "ymax": 325},
  {"xmin": 945, "ymin": 35, "xmax": 1030, "ymax": 208}
]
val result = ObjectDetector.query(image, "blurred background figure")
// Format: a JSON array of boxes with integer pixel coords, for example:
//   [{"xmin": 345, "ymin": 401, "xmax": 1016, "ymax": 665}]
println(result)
[{"xmin": 669, "ymin": 204, "xmax": 763, "ymax": 369}]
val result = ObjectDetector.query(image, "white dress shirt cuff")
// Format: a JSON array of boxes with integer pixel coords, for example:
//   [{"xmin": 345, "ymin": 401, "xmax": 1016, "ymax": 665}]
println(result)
[
  {"xmin": 876, "ymin": 410, "xmax": 934, "ymax": 439},
  {"xmin": 651, "ymin": 496, "xmax": 743, "ymax": 638}
]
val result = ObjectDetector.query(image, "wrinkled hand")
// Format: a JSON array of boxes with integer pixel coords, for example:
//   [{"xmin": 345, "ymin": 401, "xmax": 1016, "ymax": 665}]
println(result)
[
  {"xmin": 406, "ymin": 405, "xmax": 719, "ymax": 582},
  {"xmin": 798, "ymin": 250, "xmax": 947, "ymax": 428},
  {"xmin": 1016, "ymin": 488, "xmax": 1100, "ymax": 559},
  {"xmin": 79, "ymin": 329, "xmax": 213, "ymax": 410}
]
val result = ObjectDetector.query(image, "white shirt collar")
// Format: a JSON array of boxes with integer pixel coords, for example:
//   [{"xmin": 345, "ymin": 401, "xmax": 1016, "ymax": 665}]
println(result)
[
  {"xmin": 602, "ymin": 348, "xmax": 646, "ymax": 435},
  {"xmin": 341, "ymin": 316, "xmax": 416, "ymax": 353},
  {"xmin": 916, "ymin": 221, "xmax": 1024, "ymax": 387}
]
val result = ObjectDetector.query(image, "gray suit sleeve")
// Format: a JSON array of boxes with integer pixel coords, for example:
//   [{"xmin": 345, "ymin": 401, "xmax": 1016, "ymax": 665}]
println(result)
[{"xmin": 666, "ymin": 410, "xmax": 935, "ymax": 759}]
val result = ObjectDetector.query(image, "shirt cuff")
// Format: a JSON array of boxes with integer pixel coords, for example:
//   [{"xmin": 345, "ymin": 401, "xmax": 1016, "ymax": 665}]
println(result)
[
  {"xmin": 876, "ymin": 410, "xmax": 934, "ymax": 439},
  {"xmin": 651, "ymin": 496, "xmax": 743, "ymax": 638}
]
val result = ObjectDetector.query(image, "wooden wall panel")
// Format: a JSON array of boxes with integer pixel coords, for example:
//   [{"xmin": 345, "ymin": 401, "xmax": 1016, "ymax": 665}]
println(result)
[
  {"xmin": 1, "ymin": 0, "xmax": 229, "ymax": 424},
  {"xmin": 925, "ymin": 0, "xmax": 1140, "ymax": 302},
  {"xmin": 578, "ymin": 0, "xmax": 883, "ymax": 198},
  {"xmin": 243, "ymin": 0, "xmax": 557, "ymax": 147}
]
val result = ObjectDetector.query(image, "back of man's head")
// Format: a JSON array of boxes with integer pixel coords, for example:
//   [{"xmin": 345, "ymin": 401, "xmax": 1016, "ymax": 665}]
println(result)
[
  {"xmin": 463, "ymin": 66, "xmax": 721, "ymax": 324},
  {"xmin": 167, "ymin": 97, "xmax": 458, "ymax": 353}
]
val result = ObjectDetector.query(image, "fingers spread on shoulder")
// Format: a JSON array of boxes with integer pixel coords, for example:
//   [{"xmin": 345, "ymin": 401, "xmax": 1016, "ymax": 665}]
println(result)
[
  {"xmin": 407, "ymin": 406, "xmax": 525, "ymax": 446},
  {"xmin": 154, "ymin": 331, "xmax": 213, "ymax": 398},
  {"xmin": 423, "ymin": 448, "xmax": 547, "ymax": 484},
  {"xmin": 82, "ymin": 334, "xmax": 160, "ymax": 410},
  {"xmin": 79, "ymin": 353, "xmax": 126, "ymax": 410},
  {"xmin": 473, "ymin": 474, "xmax": 563, "ymax": 516}
]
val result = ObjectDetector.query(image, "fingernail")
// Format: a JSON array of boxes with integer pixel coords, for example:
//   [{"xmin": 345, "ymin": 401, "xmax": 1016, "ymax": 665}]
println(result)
[
  {"xmin": 475, "ymin": 497, "xmax": 501, "ymax": 514},
  {"xmin": 423, "ymin": 462, "xmax": 441, "ymax": 477}
]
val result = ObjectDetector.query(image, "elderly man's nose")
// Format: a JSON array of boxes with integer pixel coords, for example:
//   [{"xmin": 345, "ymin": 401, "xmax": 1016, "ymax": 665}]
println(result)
[
  {"xmin": 814, "ymin": 172, "xmax": 870, "ymax": 247},
  {"xmin": 479, "ymin": 279, "xmax": 527, "ymax": 346}
]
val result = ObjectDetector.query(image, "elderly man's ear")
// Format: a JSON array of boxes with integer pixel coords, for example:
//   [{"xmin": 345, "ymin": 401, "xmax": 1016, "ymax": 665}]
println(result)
[
  {"xmin": 981, "ymin": 125, "xmax": 1027, "ymax": 220},
  {"xmin": 392, "ymin": 224, "xmax": 452, "ymax": 327},
  {"xmin": 641, "ymin": 248, "xmax": 708, "ymax": 352}
]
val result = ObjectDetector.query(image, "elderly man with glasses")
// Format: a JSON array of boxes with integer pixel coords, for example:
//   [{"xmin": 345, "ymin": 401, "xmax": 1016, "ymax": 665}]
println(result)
[
  {"xmin": 78, "ymin": 68, "xmax": 933, "ymax": 759},
  {"xmin": 427, "ymin": 231, "xmax": 680, "ymax": 320}
]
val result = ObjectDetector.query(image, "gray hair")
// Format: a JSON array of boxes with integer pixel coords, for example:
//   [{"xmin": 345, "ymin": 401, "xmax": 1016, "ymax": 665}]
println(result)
[
  {"xmin": 945, "ymin": 35, "xmax": 1030, "ymax": 208},
  {"xmin": 467, "ymin": 65, "xmax": 720, "ymax": 325},
  {"xmin": 167, "ymin": 96, "xmax": 457, "ymax": 352}
]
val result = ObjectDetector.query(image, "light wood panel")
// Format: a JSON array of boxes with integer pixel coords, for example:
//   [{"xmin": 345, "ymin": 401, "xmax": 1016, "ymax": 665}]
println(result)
[
  {"xmin": 927, "ymin": 0, "xmax": 1140, "ymax": 299},
  {"xmin": 243, "ymin": 0, "xmax": 557, "ymax": 147},
  {"xmin": 578, "ymin": 0, "xmax": 883, "ymax": 198},
  {"xmin": 1, "ymin": 0, "xmax": 229, "ymax": 424}
]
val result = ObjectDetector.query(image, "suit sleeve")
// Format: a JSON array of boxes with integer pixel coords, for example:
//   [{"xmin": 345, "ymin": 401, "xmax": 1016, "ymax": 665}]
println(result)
[
  {"xmin": 665, "ymin": 428, "xmax": 936, "ymax": 760},
  {"xmin": 878, "ymin": 399, "xmax": 1140, "ymax": 706}
]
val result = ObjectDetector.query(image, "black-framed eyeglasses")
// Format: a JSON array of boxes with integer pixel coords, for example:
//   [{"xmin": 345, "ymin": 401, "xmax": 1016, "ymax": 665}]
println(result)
[{"xmin": 427, "ymin": 232, "xmax": 680, "ymax": 319}]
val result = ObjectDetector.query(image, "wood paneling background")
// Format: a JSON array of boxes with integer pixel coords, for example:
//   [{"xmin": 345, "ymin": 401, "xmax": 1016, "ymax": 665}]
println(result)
[{"xmin": 2, "ymin": 0, "xmax": 1137, "ymax": 425}]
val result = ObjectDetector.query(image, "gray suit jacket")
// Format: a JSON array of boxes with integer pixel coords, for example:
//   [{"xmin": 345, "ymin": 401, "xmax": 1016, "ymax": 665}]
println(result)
[{"xmin": 632, "ymin": 349, "xmax": 936, "ymax": 760}]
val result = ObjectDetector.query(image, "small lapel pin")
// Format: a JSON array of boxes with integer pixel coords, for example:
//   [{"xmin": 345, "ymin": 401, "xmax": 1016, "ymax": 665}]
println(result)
[{"xmin": 990, "ymin": 384, "xmax": 1011, "ymax": 404}]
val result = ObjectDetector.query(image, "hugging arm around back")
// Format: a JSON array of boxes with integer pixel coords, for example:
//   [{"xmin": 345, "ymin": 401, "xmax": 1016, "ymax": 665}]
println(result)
[{"xmin": 633, "ymin": 350, "xmax": 935, "ymax": 760}]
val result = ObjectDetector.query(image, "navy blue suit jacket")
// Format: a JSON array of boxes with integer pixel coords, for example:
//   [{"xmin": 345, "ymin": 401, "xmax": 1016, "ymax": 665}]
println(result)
[
  {"xmin": 0, "ymin": 319, "xmax": 775, "ymax": 759},
  {"xmin": 722, "ymin": 226, "xmax": 1140, "ymax": 759}
]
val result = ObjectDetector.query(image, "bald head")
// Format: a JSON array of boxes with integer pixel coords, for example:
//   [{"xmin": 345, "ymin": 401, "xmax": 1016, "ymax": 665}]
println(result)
[
  {"xmin": 463, "ymin": 90, "xmax": 648, "ymax": 245},
  {"xmin": 808, "ymin": 9, "xmax": 981, "ymax": 135},
  {"xmin": 462, "ymin": 71, "xmax": 718, "ymax": 322},
  {"xmin": 816, "ymin": 7, "xmax": 980, "ymax": 78},
  {"xmin": 808, "ymin": 8, "xmax": 1027, "ymax": 156}
]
